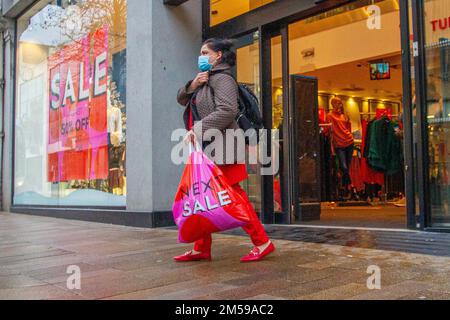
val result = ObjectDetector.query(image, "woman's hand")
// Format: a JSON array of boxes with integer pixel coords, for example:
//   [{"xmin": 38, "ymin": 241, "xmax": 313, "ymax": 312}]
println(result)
[
  {"xmin": 183, "ymin": 130, "xmax": 197, "ymax": 145},
  {"xmin": 189, "ymin": 72, "xmax": 209, "ymax": 91}
]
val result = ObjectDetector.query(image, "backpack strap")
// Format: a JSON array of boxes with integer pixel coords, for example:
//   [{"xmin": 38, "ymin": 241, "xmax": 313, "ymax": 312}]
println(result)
[
  {"xmin": 207, "ymin": 69, "xmax": 240, "ymax": 109},
  {"xmin": 188, "ymin": 90, "xmax": 201, "ymax": 121},
  {"xmin": 208, "ymin": 69, "xmax": 237, "ymax": 84}
]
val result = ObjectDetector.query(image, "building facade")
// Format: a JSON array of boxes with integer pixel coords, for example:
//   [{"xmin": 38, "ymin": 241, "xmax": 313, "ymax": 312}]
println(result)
[
  {"xmin": 1, "ymin": 0, "xmax": 450, "ymax": 232},
  {"xmin": 1, "ymin": 0, "xmax": 203, "ymax": 227}
]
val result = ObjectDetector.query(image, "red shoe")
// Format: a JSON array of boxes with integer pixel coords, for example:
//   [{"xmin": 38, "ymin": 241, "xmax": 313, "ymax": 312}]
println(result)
[
  {"xmin": 240, "ymin": 242, "xmax": 275, "ymax": 263},
  {"xmin": 173, "ymin": 250, "xmax": 211, "ymax": 262}
]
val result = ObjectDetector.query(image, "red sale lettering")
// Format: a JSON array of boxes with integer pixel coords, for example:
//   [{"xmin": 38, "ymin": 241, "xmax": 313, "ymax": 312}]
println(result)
[{"xmin": 430, "ymin": 17, "xmax": 450, "ymax": 32}]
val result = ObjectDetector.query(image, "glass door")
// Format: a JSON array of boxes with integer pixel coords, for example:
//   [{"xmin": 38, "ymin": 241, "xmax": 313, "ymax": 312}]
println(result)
[
  {"xmin": 258, "ymin": 25, "xmax": 291, "ymax": 224},
  {"xmin": 234, "ymin": 32, "xmax": 262, "ymax": 215},
  {"xmin": 290, "ymin": 75, "xmax": 321, "ymax": 222},
  {"xmin": 269, "ymin": 35, "xmax": 287, "ymax": 220}
]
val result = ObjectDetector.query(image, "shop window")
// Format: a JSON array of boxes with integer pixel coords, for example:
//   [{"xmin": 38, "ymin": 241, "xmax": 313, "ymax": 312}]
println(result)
[
  {"xmin": 210, "ymin": 0, "xmax": 274, "ymax": 26},
  {"xmin": 423, "ymin": 0, "xmax": 450, "ymax": 227},
  {"xmin": 14, "ymin": 0, "xmax": 127, "ymax": 206}
]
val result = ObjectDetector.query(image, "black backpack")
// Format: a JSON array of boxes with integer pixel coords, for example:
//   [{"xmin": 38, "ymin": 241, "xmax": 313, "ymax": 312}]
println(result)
[{"xmin": 210, "ymin": 71, "xmax": 264, "ymax": 145}]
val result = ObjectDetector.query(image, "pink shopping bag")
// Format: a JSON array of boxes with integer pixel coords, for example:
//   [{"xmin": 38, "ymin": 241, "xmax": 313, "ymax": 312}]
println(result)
[{"xmin": 172, "ymin": 142, "xmax": 251, "ymax": 243}]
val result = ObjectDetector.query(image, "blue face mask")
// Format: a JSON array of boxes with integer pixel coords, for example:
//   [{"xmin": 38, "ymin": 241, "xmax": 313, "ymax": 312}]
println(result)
[{"xmin": 198, "ymin": 55, "xmax": 213, "ymax": 72}]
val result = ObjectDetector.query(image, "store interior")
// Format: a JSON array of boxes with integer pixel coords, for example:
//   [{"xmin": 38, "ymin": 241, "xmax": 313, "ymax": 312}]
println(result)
[
  {"xmin": 283, "ymin": 0, "xmax": 406, "ymax": 228},
  {"xmin": 232, "ymin": 0, "xmax": 408, "ymax": 228},
  {"xmin": 233, "ymin": 0, "xmax": 408, "ymax": 228}
]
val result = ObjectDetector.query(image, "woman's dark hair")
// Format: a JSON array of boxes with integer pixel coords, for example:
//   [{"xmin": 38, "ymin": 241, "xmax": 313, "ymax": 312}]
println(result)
[{"xmin": 203, "ymin": 38, "xmax": 236, "ymax": 67}]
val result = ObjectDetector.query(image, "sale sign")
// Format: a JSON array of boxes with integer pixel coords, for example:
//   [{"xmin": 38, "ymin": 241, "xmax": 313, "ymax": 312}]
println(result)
[
  {"xmin": 172, "ymin": 149, "xmax": 252, "ymax": 243},
  {"xmin": 48, "ymin": 27, "xmax": 109, "ymax": 182}
]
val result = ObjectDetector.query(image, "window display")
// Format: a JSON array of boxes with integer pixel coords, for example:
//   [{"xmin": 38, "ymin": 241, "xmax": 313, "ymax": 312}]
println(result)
[{"xmin": 14, "ymin": 0, "xmax": 127, "ymax": 206}]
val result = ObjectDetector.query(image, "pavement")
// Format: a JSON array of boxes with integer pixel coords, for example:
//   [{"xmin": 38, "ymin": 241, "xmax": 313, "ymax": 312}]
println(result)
[{"xmin": 1, "ymin": 212, "xmax": 450, "ymax": 300}]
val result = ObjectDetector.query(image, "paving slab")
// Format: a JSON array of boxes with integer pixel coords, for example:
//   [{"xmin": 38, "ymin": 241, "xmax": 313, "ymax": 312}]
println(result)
[{"xmin": 2, "ymin": 212, "xmax": 450, "ymax": 300}]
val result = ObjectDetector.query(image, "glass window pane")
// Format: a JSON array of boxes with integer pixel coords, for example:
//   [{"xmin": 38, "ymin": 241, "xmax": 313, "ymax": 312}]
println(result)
[
  {"xmin": 210, "ymin": 0, "xmax": 274, "ymax": 26},
  {"xmin": 270, "ymin": 35, "xmax": 284, "ymax": 213},
  {"xmin": 14, "ymin": 0, "xmax": 127, "ymax": 207},
  {"xmin": 235, "ymin": 32, "xmax": 261, "ymax": 213},
  {"xmin": 423, "ymin": 0, "xmax": 450, "ymax": 227}
]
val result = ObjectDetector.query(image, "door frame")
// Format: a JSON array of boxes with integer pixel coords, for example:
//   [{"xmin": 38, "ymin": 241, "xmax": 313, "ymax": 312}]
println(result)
[
  {"xmin": 400, "ymin": 0, "xmax": 419, "ymax": 229},
  {"xmin": 411, "ymin": 0, "xmax": 430, "ymax": 230},
  {"xmin": 410, "ymin": 0, "xmax": 450, "ymax": 232},
  {"xmin": 258, "ymin": 23, "xmax": 294, "ymax": 225}
]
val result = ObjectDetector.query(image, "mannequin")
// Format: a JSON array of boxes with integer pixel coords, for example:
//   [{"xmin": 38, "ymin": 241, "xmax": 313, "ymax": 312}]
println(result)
[
  {"xmin": 107, "ymin": 78, "xmax": 124, "ymax": 194},
  {"xmin": 108, "ymin": 144, "xmax": 125, "ymax": 194},
  {"xmin": 107, "ymin": 80, "xmax": 123, "ymax": 147},
  {"xmin": 326, "ymin": 97, "xmax": 355, "ymax": 198},
  {"xmin": 120, "ymin": 148, "xmax": 126, "ymax": 195}
]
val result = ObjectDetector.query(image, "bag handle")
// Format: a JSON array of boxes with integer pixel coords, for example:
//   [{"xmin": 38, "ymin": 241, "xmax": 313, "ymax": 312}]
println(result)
[{"xmin": 188, "ymin": 140, "xmax": 202, "ymax": 154}]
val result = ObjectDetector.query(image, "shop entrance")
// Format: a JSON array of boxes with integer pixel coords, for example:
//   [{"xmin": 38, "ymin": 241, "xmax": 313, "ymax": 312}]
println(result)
[
  {"xmin": 290, "ymin": 65, "xmax": 406, "ymax": 229},
  {"xmin": 271, "ymin": 0, "xmax": 407, "ymax": 229}
]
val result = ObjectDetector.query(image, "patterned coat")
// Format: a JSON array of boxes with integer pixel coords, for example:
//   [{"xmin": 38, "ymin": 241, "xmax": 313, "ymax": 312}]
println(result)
[{"xmin": 177, "ymin": 63, "xmax": 246, "ymax": 164}]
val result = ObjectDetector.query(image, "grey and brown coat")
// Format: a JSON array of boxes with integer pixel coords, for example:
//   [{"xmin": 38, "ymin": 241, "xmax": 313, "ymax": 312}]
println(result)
[{"xmin": 177, "ymin": 62, "xmax": 246, "ymax": 164}]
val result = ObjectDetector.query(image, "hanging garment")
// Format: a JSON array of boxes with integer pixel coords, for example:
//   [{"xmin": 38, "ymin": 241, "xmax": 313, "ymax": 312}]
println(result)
[
  {"xmin": 320, "ymin": 134, "xmax": 333, "ymax": 201},
  {"xmin": 366, "ymin": 116, "xmax": 402, "ymax": 175},
  {"xmin": 319, "ymin": 107, "xmax": 331, "ymax": 136},
  {"xmin": 361, "ymin": 119, "xmax": 385, "ymax": 185},
  {"xmin": 349, "ymin": 154, "xmax": 365, "ymax": 192},
  {"xmin": 366, "ymin": 117, "xmax": 386, "ymax": 171},
  {"xmin": 385, "ymin": 120, "xmax": 403, "ymax": 175}
]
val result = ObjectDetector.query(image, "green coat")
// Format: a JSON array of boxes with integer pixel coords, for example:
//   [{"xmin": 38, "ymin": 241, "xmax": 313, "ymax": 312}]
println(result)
[{"xmin": 367, "ymin": 117, "xmax": 402, "ymax": 175}]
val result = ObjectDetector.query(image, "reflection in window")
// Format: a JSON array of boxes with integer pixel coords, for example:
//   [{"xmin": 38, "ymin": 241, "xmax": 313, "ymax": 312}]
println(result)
[
  {"xmin": 235, "ymin": 32, "xmax": 261, "ymax": 213},
  {"xmin": 270, "ymin": 36, "xmax": 284, "ymax": 213},
  {"xmin": 14, "ymin": 0, "xmax": 127, "ymax": 206},
  {"xmin": 424, "ymin": 0, "xmax": 450, "ymax": 226},
  {"xmin": 210, "ymin": 0, "xmax": 274, "ymax": 26}
]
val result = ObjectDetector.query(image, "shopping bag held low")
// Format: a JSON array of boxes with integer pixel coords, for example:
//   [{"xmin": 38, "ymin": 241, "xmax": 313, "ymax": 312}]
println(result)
[{"xmin": 172, "ymin": 141, "xmax": 251, "ymax": 243}]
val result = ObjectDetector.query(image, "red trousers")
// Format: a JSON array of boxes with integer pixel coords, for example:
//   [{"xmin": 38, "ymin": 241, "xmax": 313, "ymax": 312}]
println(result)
[{"xmin": 194, "ymin": 183, "xmax": 269, "ymax": 253}]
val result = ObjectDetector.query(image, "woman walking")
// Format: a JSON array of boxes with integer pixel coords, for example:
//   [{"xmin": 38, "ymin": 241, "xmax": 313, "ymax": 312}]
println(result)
[{"xmin": 174, "ymin": 38, "xmax": 275, "ymax": 263}]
